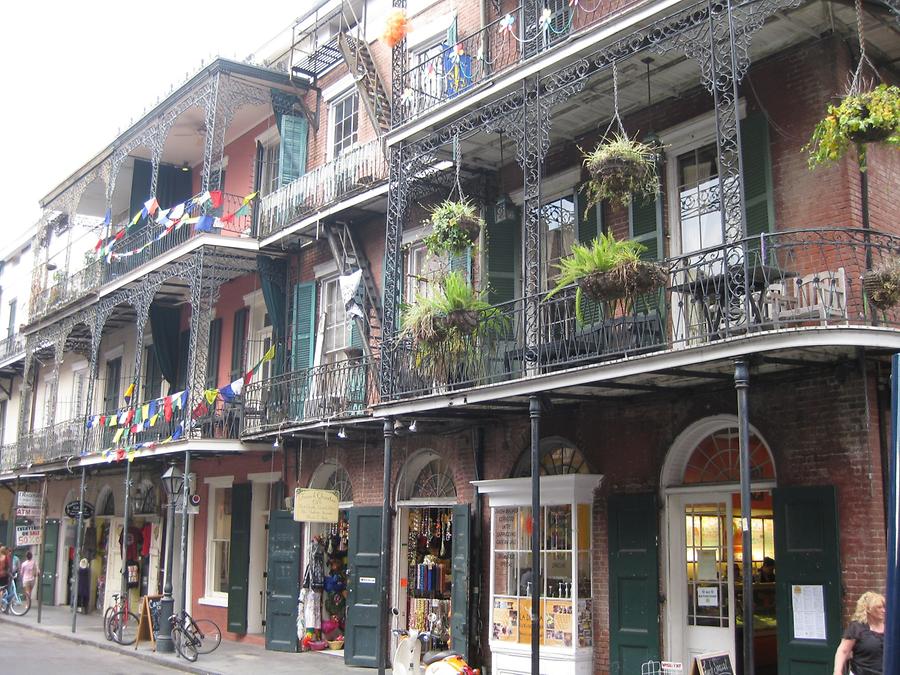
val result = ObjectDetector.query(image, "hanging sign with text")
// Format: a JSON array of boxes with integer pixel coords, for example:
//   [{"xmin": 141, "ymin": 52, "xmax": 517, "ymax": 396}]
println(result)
[
  {"xmin": 293, "ymin": 488, "xmax": 340, "ymax": 523},
  {"xmin": 15, "ymin": 525, "xmax": 42, "ymax": 546},
  {"xmin": 16, "ymin": 492, "xmax": 41, "ymax": 508},
  {"xmin": 64, "ymin": 501, "xmax": 95, "ymax": 520}
]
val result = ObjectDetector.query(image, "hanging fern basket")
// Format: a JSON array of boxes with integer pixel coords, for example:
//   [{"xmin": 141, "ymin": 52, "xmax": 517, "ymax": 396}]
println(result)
[
  {"xmin": 578, "ymin": 260, "xmax": 668, "ymax": 303},
  {"xmin": 582, "ymin": 135, "xmax": 660, "ymax": 208},
  {"xmin": 455, "ymin": 215, "xmax": 482, "ymax": 243},
  {"xmin": 863, "ymin": 263, "xmax": 900, "ymax": 311}
]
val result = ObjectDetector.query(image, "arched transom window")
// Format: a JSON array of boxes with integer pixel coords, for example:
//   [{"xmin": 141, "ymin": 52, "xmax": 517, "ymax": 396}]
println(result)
[
  {"xmin": 512, "ymin": 440, "xmax": 590, "ymax": 478},
  {"xmin": 411, "ymin": 458, "xmax": 457, "ymax": 499},
  {"xmin": 309, "ymin": 462, "xmax": 354, "ymax": 504},
  {"xmin": 682, "ymin": 427, "xmax": 775, "ymax": 484}
]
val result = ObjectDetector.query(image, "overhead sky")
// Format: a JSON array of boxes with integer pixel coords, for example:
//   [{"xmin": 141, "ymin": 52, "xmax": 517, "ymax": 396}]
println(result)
[{"xmin": 0, "ymin": 1, "xmax": 304, "ymax": 240}]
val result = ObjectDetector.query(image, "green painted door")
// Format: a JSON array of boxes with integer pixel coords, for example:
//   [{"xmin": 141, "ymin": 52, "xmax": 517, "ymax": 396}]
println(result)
[
  {"xmin": 773, "ymin": 486, "xmax": 842, "ymax": 674},
  {"xmin": 227, "ymin": 483, "xmax": 252, "ymax": 634},
  {"xmin": 265, "ymin": 510, "xmax": 301, "ymax": 652},
  {"xmin": 41, "ymin": 519, "xmax": 60, "ymax": 605},
  {"xmin": 608, "ymin": 493, "xmax": 660, "ymax": 674},
  {"xmin": 344, "ymin": 506, "xmax": 383, "ymax": 668},
  {"xmin": 450, "ymin": 504, "xmax": 470, "ymax": 660}
]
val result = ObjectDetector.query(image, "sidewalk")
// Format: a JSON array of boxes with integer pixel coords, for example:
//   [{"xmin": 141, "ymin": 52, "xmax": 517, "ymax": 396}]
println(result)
[{"xmin": 0, "ymin": 603, "xmax": 378, "ymax": 674}]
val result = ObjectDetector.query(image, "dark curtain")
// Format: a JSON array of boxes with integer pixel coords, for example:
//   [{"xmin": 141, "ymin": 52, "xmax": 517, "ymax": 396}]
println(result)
[
  {"xmin": 156, "ymin": 162, "xmax": 193, "ymax": 211},
  {"xmin": 150, "ymin": 305, "xmax": 181, "ymax": 386},
  {"xmin": 129, "ymin": 159, "xmax": 153, "ymax": 232},
  {"xmin": 257, "ymin": 255, "xmax": 287, "ymax": 375}
]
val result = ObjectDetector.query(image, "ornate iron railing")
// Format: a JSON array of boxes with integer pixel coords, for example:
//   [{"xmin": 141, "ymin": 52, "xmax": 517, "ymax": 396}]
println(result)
[
  {"xmin": 29, "ymin": 193, "xmax": 252, "ymax": 322},
  {"xmin": 0, "ymin": 333, "xmax": 24, "ymax": 363},
  {"xmin": 388, "ymin": 228, "xmax": 900, "ymax": 399},
  {"xmin": 0, "ymin": 443, "xmax": 19, "ymax": 472},
  {"xmin": 257, "ymin": 139, "xmax": 388, "ymax": 239},
  {"xmin": 16, "ymin": 417, "xmax": 85, "ymax": 465},
  {"xmin": 395, "ymin": 6, "xmax": 525, "ymax": 124},
  {"xmin": 242, "ymin": 356, "xmax": 379, "ymax": 435}
]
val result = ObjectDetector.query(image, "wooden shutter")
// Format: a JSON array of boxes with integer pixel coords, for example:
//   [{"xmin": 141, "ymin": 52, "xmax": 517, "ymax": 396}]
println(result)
[
  {"xmin": 230, "ymin": 309, "xmax": 249, "ymax": 381},
  {"xmin": 449, "ymin": 247, "xmax": 473, "ymax": 283},
  {"xmin": 774, "ymin": 486, "xmax": 842, "ymax": 674},
  {"xmin": 630, "ymin": 194, "xmax": 664, "ymax": 322},
  {"xmin": 291, "ymin": 282, "xmax": 317, "ymax": 372},
  {"xmin": 344, "ymin": 507, "xmax": 383, "ymax": 667},
  {"xmin": 265, "ymin": 510, "xmax": 301, "ymax": 651},
  {"xmin": 740, "ymin": 112, "xmax": 774, "ymax": 243},
  {"xmin": 205, "ymin": 318, "xmax": 222, "ymax": 389},
  {"xmin": 486, "ymin": 208, "xmax": 519, "ymax": 305},
  {"xmin": 450, "ymin": 504, "xmax": 471, "ymax": 661},
  {"xmin": 576, "ymin": 192, "xmax": 601, "ymax": 326},
  {"xmin": 227, "ymin": 483, "xmax": 252, "ymax": 634},
  {"xmin": 608, "ymin": 492, "xmax": 660, "ymax": 673},
  {"xmin": 279, "ymin": 114, "xmax": 308, "ymax": 187}
]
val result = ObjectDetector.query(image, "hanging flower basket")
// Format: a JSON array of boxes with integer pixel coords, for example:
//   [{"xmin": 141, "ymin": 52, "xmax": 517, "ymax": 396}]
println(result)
[
  {"xmin": 423, "ymin": 199, "xmax": 484, "ymax": 256},
  {"xmin": 806, "ymin": 84, "xmax": 900, "ymax": 171},
  {"xmin": 582, "ymin": 134, "xmax": 660, "ymax": 210},
  {"xmin": 579, "ymin": 259, "xmax": 668, "ymax": 303},
  {"xmin": 863, "ymin": 262, "xmax": 900, "ymax": 311},
  {"xmin": 445, "ymin": 308, "xmax": 480, "ymax": 334}
]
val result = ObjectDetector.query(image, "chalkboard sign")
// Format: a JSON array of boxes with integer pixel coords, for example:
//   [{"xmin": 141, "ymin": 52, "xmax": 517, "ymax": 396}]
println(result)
[
  {"xmin": 135, "ymin": 594, "xmax": 163, "ymax": 650},
  {"xmin": 690, "ymin": 652, "xmax": 734, "ymax": 675}
]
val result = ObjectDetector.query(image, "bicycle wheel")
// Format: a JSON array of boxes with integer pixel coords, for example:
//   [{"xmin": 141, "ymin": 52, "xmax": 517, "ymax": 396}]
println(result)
[
  {"xmin": 193, "ymin": 618, "xmax": 222, "ymax": 654},
  {"xmin": 174, "ymin": 627, "xmax": 198, "ymax": 662},
  {"xmin": 7, "ymin": 593, "xmax": 30, "ymax": 616},
  {"xmin": 109, "ymin": 610, "xmax": 139, "ymax": 645},
  {"xmin": 103, "ymin": 608, "xmax": 115, "ymax": 641}
]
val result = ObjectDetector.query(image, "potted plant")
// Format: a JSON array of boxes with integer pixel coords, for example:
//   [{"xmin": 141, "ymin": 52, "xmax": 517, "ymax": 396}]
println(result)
[
  {"xmin": 582, "ymin": 134, "xmax": 660, "ymax": 210},
  {"xmin": 423, "ymin": 199, "xmax": 484, "ymax": 256},
  {"xmin": 546, "ymin": 232, "xmax": 667, "ymax": 321},
  {"xmin": 806, "ymin": 84, "xmax": 900, "ymax": 171},
  {"xmin": 863, "ymin": 261, "xmax": 900, "ymax": 311}
]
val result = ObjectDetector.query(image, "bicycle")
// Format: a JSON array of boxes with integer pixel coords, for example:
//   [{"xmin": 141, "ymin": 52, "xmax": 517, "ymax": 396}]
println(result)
[
  {"xmin": 104, "ymin": 592, "xmax": 138, "ymax": 645},
  {"xmin": 0, "ymin": 576, "xmax": 30, "ymax": 616},
  {"xmin": 169, "ymin": 610, "xmax": 221, "ymax": 661}
]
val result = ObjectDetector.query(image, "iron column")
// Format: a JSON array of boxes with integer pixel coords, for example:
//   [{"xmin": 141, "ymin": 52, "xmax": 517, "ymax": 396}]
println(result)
[
  {"xmin": 530, "ymin": 395, "xmax": 541, "ymax": 674},
  {"xmin": 735, "ymin": 358, "xmax": 754, "ymax": 675},
  {"xmin": 378, "ymin": 417, "xmax": 394, "ymax": 675}
]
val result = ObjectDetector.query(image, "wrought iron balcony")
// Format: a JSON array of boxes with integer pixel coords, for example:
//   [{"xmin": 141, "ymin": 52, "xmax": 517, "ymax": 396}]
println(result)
[
  {"xmin": 0, "ymin": 442, "xmax": 20, "ymax": 472},
  {"xmin": 242, "ymin": 355, "xmax": 379, "ymax": 435},
  {"xmin": 29, "ymin": 192, "xmax": 253, "ymax": 323},
  {"xmin": 387, "ymin": 228, "xmax": 900, "ymax": 400},
  {"xmin": 257, "ymin": 140, "xmax": 388, "ymax": 239},
  {"xmin": 16, "ymin": 417, "xmax": 85, "ymax": 466},
  {"xmin": 0, "ymin": 333, "xmax": 24, "ymax": 364}
]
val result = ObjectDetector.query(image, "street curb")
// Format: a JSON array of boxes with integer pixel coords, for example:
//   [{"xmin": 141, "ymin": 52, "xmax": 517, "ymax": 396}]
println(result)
[{"xmin": 0, "ymin": 613, "xmax": 221, "ymax": 675}]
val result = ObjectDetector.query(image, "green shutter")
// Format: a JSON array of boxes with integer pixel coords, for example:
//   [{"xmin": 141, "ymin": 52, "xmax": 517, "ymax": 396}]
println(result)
[
  {"xmin": 630, "ymin": 194, "xmax": 664, "ymax": 319},
  {"xmin": 291, "ymin": 282, "xmax": 317, "ymax": 372},
  {"xmin": 279, "ymin": 114, "xmax": 308, "ymax": 186},
  {"xmin": 227, "ymin": 483, "xmax": 252, "ymax": 634},
  {"xmin": 486, "ymin": 207, "xmax": 519, "ymax": 305},
  {"xmin": 450, "ymin": 504, "xmax": 471, "ymax": 661},
  {"xmin": 205, "ymin": 318, "xmax": 222, "ymax": 389},
  {"xmin": 774, "ymin": 486, "xmax": 842, "ymax": 674},
  {"xmin": 576, "ymin": 191, "xmax": 601, "ymax": 326},
  {"xmin": 608, "ymin": 492, "xmax": 660, "ymax": 673},
  {"xmin": 265, "ymin": 510, "xmax": 301, "ymax": 651},
  {"xmin": 230, "ymin": 309, "xmax": 248, "ymax": 381},
  {"xmin": 449, "ymin": 247, "xmax": 472, "ymax": 284},
  {"xmin": 344, "ymin": 507, "xmax": 384, "ymax": 667},
  {"xmin": 740, "ymin": 112, "xmax": 774, "ymax": 245}
]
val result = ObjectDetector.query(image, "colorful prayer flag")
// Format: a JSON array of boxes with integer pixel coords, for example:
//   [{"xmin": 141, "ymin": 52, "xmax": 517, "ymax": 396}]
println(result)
[
  {"xmin": 209, "ymin": 191, "xmax": 223, "ymax": 208},
  {"xmin": 263, "ymin": 344, "xmax": 276, "ymax": 362},
  {"xmin": 195, "ymin": 215, "xmax": 215, "ymax": 233},
  {"xmin": 123, "ymin": 382, "xmax": 135, "ymax": 404}
]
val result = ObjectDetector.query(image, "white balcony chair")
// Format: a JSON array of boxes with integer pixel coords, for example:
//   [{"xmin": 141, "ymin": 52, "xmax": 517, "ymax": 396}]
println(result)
[{"xmin": 770, "ymin": 268, "xmax": 847, "ymax": 326}]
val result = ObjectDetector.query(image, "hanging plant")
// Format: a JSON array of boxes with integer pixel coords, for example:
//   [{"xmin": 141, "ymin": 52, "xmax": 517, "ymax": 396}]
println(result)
[
  {"xmin": 863, "ymin": 261, "xmax": 900, "ymax": 311},
  {"xmin": 806, "ymin": 84, "xmax": 900, "ymax": 172},
  {"xmin": 582, "ymin": 134, "xmax": 660, "ymax": 209},
  {"xmin": 423, "ymin": 199, "xmax": 483, "ymax": 256},
  {"xmin": 546, "ymin": 232, "xmax": 667, "ymax": 321},
  {"xmin": 381, "ymin": 8, "xmax": 409, "ymax": 48}
]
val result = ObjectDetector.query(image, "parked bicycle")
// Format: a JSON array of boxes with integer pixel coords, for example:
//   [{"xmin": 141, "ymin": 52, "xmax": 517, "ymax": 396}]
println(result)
[
  {"xmin": 169, "ymin": 609, "xmax": 222, "ymax": 662},
  {"xmin": 0, "ymin": 575, "xmax": 30, "ymax": 616},
  {"xmin": 104, "ymin": 592, "xmax": 138, "ymax": 645}
]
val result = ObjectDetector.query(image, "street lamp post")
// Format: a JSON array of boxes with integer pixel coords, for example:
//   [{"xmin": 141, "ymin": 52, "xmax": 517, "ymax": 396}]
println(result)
[{"xmin": 157, "ymin": 464, "xmax": 184, "ymax": 654}]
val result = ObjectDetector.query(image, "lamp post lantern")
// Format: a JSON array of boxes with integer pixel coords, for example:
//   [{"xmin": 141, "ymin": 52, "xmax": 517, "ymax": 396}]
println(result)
[{"xmin": 157, "ymin": 464, "xmax": 184, "ymax": 653}]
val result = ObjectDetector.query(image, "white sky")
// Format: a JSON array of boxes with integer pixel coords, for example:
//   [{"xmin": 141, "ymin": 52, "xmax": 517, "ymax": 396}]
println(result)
[{"xmin": 0, "ymin": 1, "xmax": 304, "ymax": 236}]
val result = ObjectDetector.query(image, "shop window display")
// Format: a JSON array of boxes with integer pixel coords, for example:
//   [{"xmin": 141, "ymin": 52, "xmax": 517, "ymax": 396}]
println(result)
[
  {"xmin": 299, "ymin": 514, "xmax": 350, "ymax": 652},
  {"xmin": 405, "ymin": 508, "xmax": 453, "ymax": 647}
]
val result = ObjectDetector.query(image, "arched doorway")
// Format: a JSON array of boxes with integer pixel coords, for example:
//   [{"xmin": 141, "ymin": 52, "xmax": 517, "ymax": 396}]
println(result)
[
  {"xmin": 392, "ymin": 450, "xmax": 459, "ymax": 654},
  {"xmin": 662, "ymin": 416, "xmax": 777, "ymax": 671}
]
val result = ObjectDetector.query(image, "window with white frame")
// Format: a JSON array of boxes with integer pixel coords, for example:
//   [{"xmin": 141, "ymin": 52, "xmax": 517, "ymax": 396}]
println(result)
[
  {"xmin": 260, "ymin": 137, "xmax": 281, "ymax": 197},
  {"xmin": 70, "ymin": 367, "xmax": 87, "ymax": 420},
  {"xmin": 540, "ymin": 194, "xmax": 576, "ymax": 291},
  {"xmin": 207, "ymin": 484, "xmax": 232, "ymax": 597},
  {"xmin": 331, "ymin": 92, "xmax": 359, "ymax": 158},
  {"xmin": 676, "ymin": 142, "xmax": 723, "ymax": 255},
  {"xmin": 414, "ymin": 42, "xmax": 446, "ymax": 112},
  {"xmin": 405, "ymin": 243, "xmax": 431, "ymax": 304},
  {"xmin": 321, "ymin": 277, "xmax": 350, "ymax": 363}
]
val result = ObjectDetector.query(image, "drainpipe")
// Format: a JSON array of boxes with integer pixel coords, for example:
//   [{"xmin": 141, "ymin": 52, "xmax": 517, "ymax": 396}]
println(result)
[
  {"xmin": 529, "ymin": 395, "xmax": 541, "ymax": 674},
  {"xmin": 734, "ymin": 359, "xmax": 754, "ymax": 675}
]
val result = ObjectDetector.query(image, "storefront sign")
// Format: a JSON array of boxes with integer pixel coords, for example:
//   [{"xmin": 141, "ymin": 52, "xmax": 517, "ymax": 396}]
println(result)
[
  {"xmin": 697, "ymin": 586, "xmax": 719, "ymax": 607},
  {"xmin": 16, "ymin": 492, "xmax": 41, "ymax": 508},
  {"xmin": 293, "ymin": 488, "xmax": 340, "ymax": 523},
  {"xmin": 15, "ymin": 525, "xmax": 42, "ymax": 546},
  {"xmin": 662, "ymin": 662, "xmax": 684, "ymax": 672},
  {"xmin": 15, "ymin": 506, "xmax": 42, "ymax": 518},
  {"xmin": 690, "ymin": 652, "xmax": 733, "ymax": 675},
  {"xmin": 359, "ymin": 577, "xmax": 376, "ymax": 584},
  {"xmin": 791, "ymin": 584, "xmax": 826, "ymax": 640},
  {"xmin": 64, "ymin": 501, "xmax": 95, "ymax": 519}
]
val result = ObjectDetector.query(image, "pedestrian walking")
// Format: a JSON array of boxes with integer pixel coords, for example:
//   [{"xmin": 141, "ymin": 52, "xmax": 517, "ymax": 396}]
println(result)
[
  {"xmin": 0, "ymin": 547, "xmax": 11, "ymax": 591},
  {"xmin": 833, "ymin": 591, "xmax": 886, "ymax": 675},
  {"xmin": 19, "ymin": 551, "xmax": 38, "ymax": 600}
]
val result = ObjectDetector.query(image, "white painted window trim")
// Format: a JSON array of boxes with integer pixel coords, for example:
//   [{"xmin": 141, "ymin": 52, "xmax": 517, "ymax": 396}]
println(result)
[
  {"xmin": 255, "ymin": 125, "xmax": 280, "ymax": 146},
  {"xmin": 509, "ymin": 166, "xmax": 581, "ymax": 205},
  {"xmin": 327, "ymin": 88, "xmax": 360, "ymax": 162},
  {"xmin": 247, "ymin": 471, "xmax": 281, "ymax": 483},
  {"xmin": 408, "ymin": 12, "xmax": 456, "ymax": 50},
  {"xmin": 201, "ymin": 475, "xmax": 234, "ymax": 605},
  {"xmin": 314, "ymin": 259, "xmax": 339, "ymax": 278},
  {"xmin": 102, "ymin": 345, "xmax": 125, "ymax": 362},
  {"xmin": 323, "ymin": 74, "xmax": 356, "ymax": 102}
]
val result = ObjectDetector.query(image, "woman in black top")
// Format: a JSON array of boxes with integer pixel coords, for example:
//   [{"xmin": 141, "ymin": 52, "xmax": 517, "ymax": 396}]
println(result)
[{"xmin": 833, "ymin": 591, "xmax": 886, "ymax": 675}]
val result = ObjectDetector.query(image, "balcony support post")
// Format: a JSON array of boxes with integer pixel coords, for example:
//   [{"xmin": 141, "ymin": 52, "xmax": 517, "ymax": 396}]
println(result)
[
  {"xmin": 389, "ymin": 0, "xmax": 408, "ymax": 127},
  {"xmin": 70, "ymin": 466, "xmax": 86, "ymax": 633},
  {"xmin": 529, "ymin": 395, "xmax": 542, "ymax": 673},
  {"xmin": 734, "ymin": 358, "xmax": 754, "ymax": 675},
  {"xmin": 119, "ymin": 456, "xmax": 132, "ymax": 633},
  {"xmin": 15, "ymin": 353, "xmax": 34, "ymax": 445},
  {"xmin": 381, "ymin": 143, "xmax": 408, "ymax": 401},
  {"xmin": 183, "ymin": 251, "xmax": 218, "ymax": 439},
  {"xmin": 178, "ymin": 450, "xmax": 191, "ymax": 615},
  {"xmin": 378, "ymin": 416, "xmax": 395, "ymax": 675},
  {"xmin": 129, "ymin": 292, "xmax": 153, "ymax": 411}
]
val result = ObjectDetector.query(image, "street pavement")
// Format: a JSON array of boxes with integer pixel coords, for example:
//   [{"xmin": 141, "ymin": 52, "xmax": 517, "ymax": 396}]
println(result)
[{"xmin": 0, "ymin": 603, "xmax": 377, "ymax": 674}]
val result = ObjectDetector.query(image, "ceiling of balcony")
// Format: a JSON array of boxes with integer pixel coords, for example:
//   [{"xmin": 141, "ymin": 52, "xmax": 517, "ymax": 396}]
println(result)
[{"xmin": 441, "ymin": 0, "xmax": 899, "ymax": 174}]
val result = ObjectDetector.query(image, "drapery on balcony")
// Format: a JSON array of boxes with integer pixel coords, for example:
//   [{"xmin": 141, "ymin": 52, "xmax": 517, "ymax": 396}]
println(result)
[
  {"xmin": 257, "ymin": 140, "xmax": 388, "ymax": 239},
  {"xmin": 388, "ymin": 228, "xmax": 900, "ymax": 400},
  {"xmin": 241, "ymin": 355, "xmax": 379, "ymax": 435},
  {"xmin": 29, "ymin": 192, "xmax": 253, "ymax": 322}
]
